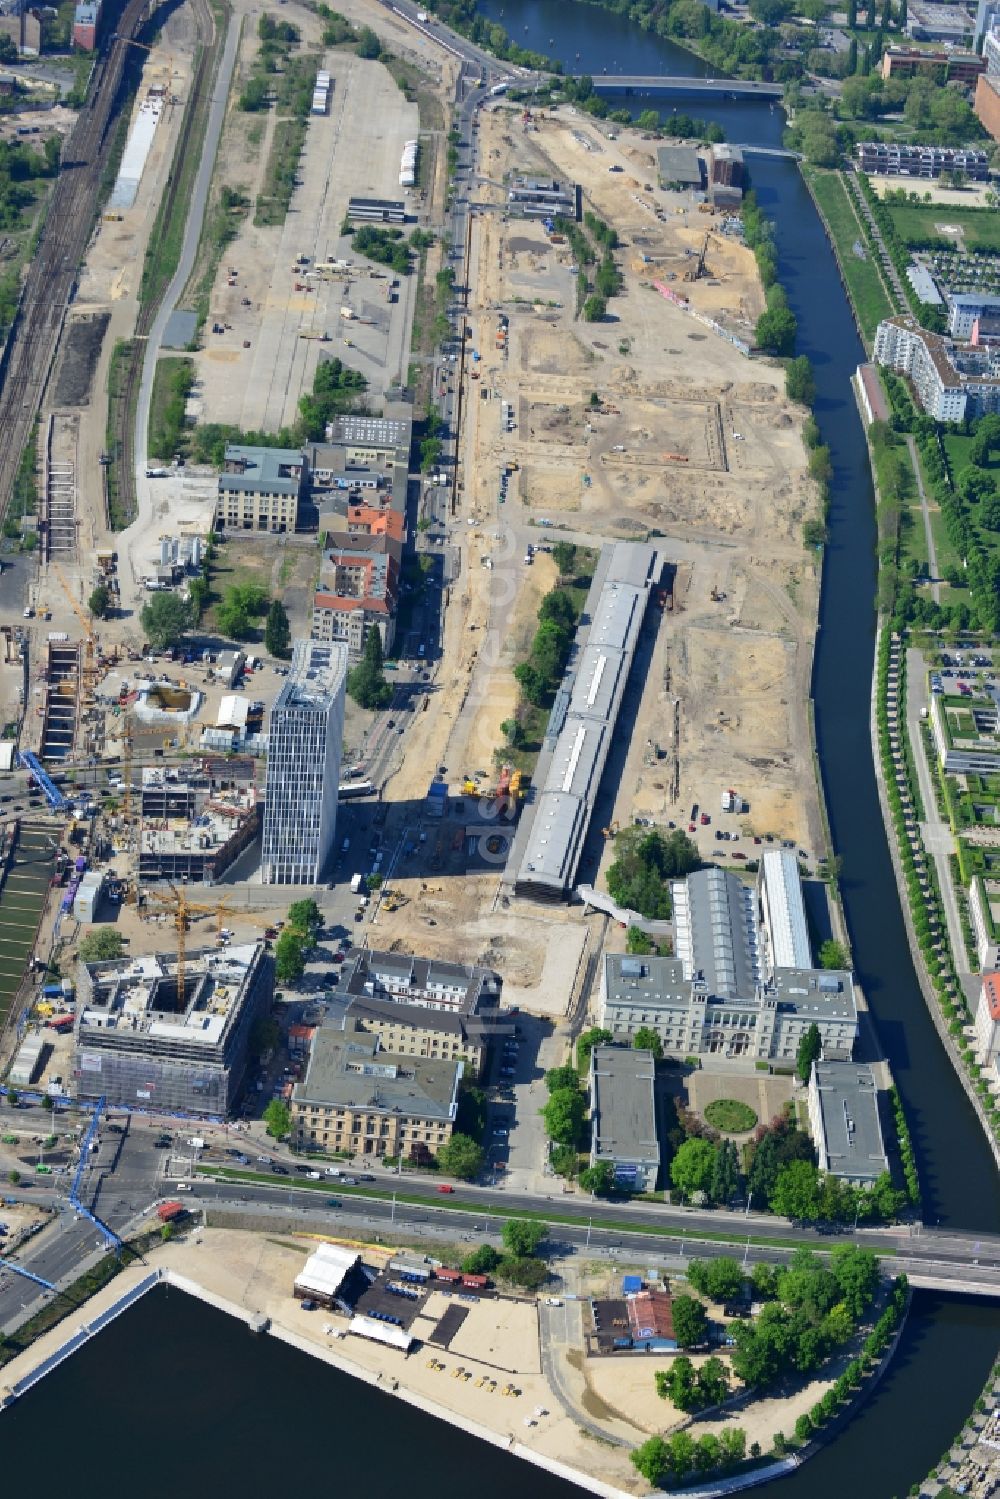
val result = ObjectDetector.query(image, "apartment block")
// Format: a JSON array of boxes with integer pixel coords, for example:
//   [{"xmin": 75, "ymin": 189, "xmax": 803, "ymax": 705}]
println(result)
[
  {"xmin": 874, "ymin": 315, "xmax": 1000, "ymax": 422},
  {"xmin": 974, "ymin": 971, "xmax": 1000, "ymax": 1062},
  {"xmin": 261, "ymin": 639, "xmax": 347, "ymax": 885},
  {"xmin": 334, "ymin": 946, "xmax": 502, "ymax": 1016},
  {"xmin": 881, "ymin": 45, "xmax": 983, "ymax": 82},
  {"xmin": 215, "ymin": 444, "xmax": 306, "ymax": 534},
  {"xmin": 855, "ymin": 142, "xmax": 989, "ymax": 180},
  {"xmin": 311, "ymin": 542, "xmax": 399, "ymax": 660},
  {"xmin": 346, "ymin": 994, "xmax": 490, "ymax": 1076}
]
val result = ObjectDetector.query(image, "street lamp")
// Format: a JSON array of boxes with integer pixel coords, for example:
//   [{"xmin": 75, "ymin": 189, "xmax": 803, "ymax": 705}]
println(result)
[
  {"xmin": 745, "ymin": 1190, "xmax": 753, "ymax": 1218},
  {"xmin": 586, "ymin": 1216, "xmax": 592, "ymax": 1249}
]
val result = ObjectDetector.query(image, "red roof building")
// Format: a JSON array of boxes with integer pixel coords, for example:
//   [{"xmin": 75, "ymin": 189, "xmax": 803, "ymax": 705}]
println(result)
[{"xmin": 626, "ymin": 1290, "xmax": 676, "ymax": 1348}]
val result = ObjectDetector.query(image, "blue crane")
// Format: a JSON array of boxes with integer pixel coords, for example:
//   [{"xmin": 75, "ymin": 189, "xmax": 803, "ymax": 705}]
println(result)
[
  {"xmin": 17, "ymin": 751, "xmax": 67, "ymax": 811},
  {"xmin": 0, "ymin": 1257, "xmax": 55, "ymax": 1292},
  {"xmin": 69, "ymin": 1097, "xmax": 122, "ymax": 1251}
]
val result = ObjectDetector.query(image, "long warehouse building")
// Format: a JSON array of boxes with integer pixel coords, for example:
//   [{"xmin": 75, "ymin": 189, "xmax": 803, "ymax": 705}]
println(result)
[{"xmin": 514, "ymin": 542, "xmax": 661, "ymax": 901}]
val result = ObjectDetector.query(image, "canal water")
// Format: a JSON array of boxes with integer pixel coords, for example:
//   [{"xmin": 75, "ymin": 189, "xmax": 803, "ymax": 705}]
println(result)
[
  {"xmin": 0, "ymin": 1284, "xmax": 996, "ymax": 1499},
  {"xmin": 2, "ymin": 7, "xmax": 997, "ymax": 1494}
]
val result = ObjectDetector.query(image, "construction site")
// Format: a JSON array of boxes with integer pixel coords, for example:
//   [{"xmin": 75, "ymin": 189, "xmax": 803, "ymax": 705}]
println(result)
[{"xmin": 0, "ymin": 0, "xmax": 828, "ymax": 1089}]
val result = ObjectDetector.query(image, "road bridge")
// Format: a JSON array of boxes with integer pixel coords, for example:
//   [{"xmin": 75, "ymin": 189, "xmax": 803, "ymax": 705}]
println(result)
[{"xmin": 576, "ymin": 74, "xmax": 784, "ymax": 98}]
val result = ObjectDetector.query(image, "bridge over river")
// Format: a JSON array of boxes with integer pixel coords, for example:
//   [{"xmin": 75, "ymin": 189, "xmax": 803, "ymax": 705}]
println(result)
[{"xmin": 575, "ymin": 74, "xmax": 784, "ymax": 97}]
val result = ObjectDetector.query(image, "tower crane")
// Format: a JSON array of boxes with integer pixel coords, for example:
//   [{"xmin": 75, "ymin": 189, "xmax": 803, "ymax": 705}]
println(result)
[
  {"xmin": 138, "ymin": 887, "xmax": 272, "ymax": 1005},
  {"xmin": 52, "ymin": 561, "xmax": 100, "ymax": 696}
]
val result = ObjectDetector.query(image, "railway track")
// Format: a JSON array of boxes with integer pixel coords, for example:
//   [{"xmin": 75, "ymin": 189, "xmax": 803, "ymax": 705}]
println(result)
[
  {"xmin": 0, "ymin": 0, "xmax": 157, "ymax": 535},
  {"xmin": 116, "ymin": 0, "xmax": 217, "ymax": 526}
]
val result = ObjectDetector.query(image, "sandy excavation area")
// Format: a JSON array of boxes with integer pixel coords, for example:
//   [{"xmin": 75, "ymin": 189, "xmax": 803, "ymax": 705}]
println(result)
[{"xmin": 453, "ymin": 105, "xmax": 825, "ymax": 877}]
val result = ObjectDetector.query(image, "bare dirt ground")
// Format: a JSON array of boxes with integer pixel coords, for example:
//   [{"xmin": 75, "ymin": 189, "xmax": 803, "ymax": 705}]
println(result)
[{"xmin": 469, "ymin": 107, "xmax": 823, "ymax": 870}]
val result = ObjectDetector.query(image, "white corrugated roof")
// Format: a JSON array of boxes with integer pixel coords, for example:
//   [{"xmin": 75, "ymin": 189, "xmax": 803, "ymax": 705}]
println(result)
[
  {"xmin": 349, "ymin": 1314, "xmax": 413, "ymax": 1350},
  {"xmin": 761, "ymin": 849, "xmax": 812, "ymax": 971},
  {"xmin": 294, "ymin": 1242, "xmax": 359, "ymax": 1299}
]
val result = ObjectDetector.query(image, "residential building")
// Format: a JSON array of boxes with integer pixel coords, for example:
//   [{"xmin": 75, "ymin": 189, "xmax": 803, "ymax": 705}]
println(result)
[
  {"xmin": 215, "ymin": 444, "xmax": 306, "ymax": 534},
  {"xmin": 310, "ymin": 542, "xmax": 399, "ymax": 659},
  {"xmin": 975, "ymin": 0, "xmax": 999, "ymax": 48},
  {"xmin": 347, "ymin": 197, "xmax": 406, "ymax": 223},
  {"xmin": 261, "ymin": 639, "xmax": 347, "ymax": 884},
  {"xmin": 72, "ymin": 0, "xmax": 97, "ymax": 48},
  {"xmin": 881, "ymin": 44, "xmax": 982, "ymax": 80},
  {"xmin": 334, "ymin": 946, "xmax": 502, "ymax": 1016},
  {"xmin": 855, "ymin": 363, "xmax": 891, "ymax": 426},
  {"xmin": 72, "ymin": 942, "xmax": 273, "ymax": 1116},
  {"xmin": 976, "ymin": 70, "xmax": 1000, "ymax": 137},
  {"xmin": 345, "ymin": 994, "xmax": 490, "ymax": 1076},
  {"xmin": 599, "ymin": 866, "xmax": 858, "ymax": 1063},
  {"xmin": 807, "ymin": 1060, "xmax": 889, "ymax": 1186},
  {"xmin": 507, "ymin": 176, "xmax": 579, "ymax": 219},
  {"xmin": 515, "ymin": 543, "xmax": 662, "ymax": 901},
  {"xmin": 290, "ymin": 1023, "xmax": 462, "ymax": 1160},
  {"xmin": 974, "ymin": 971, "xmax": 1000, "ymax": 1061},
  {"xmin": 874, "ymin": 315, "xmax": 1000, "ymax": 422},
  {"xmin": 656, "ymin": 146, "xmax": 704, "ymax": 191},
  {"xmin": 326, "ymin": 505, "xmax": 405, "ymax": 561},
  {"xmin": 854, "ymin": 142, "xmax": 990, "ymax": 180},
  {"xmin": 589, "ymin": 1046, "xmax": 660, "ymax": 1193},
  {"xmin": 985, "ymin": 24, "xmax": 1000, "ymax": 73},
  {"xmin": 970, "ymin": 877, "xmax": 1000, "ymax": 969},
  {"xmin": 948, "ymin": 294, "xmax": 1000, "ymax": 339}
]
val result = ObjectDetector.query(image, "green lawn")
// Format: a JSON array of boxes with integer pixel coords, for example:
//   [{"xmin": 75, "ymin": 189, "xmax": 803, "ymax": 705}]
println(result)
[
  {"xmin": 884, "ymin": 203, "xmax": 1000, "ymax": 253},
  {"xmin": 806, "ymin": 169, "xmax": 896, "ymax": 347}
]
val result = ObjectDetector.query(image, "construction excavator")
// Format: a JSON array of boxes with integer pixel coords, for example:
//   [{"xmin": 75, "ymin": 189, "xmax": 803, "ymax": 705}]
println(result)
[{"xmin": 684, "ymin": 234, "xmax": 710, "ymax": 282}]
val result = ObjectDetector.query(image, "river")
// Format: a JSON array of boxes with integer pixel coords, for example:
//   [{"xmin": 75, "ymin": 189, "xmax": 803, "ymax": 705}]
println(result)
[{"xmin": 3, "ymin": 4, "xmax": 998, "ymax": 1492}]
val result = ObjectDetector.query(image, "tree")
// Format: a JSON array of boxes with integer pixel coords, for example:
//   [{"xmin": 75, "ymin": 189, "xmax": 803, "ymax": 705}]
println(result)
[
  {"xmin": 140, "ymin": 592, "xmax": 193, "ymax": 649},
  {"xmin": 7, "ymin": 1170, "xmax": 19, "ymax": 1185},
  {"xmin": 818, "ymin": 939, "xmax": 849, "ymax": 970},
  {"xmin": 542, "ymin": 1086, "xmax": 586, "ymax": 1146},
  {"xmin": 462, "ymin": 1244, "xmax": 501, "ymax": 1275},
  {"xmin": 263, "ymin": 1099, "xmax": 291, "ymax": 1139},
  {"xmin": 718, "ymin": 1427, "xmax": 747, "ymax": 1470},
  {"xmin": 274, "ymin": 928, "xmax": 307, "ymax": 985},
  {"xmin": 502, "ymin": 1218, "xmax": 546, "ymax": 1257},
  {"xmin": 5, "ymin": 1091, "xmax": 17, "ymax": 1109},
  {"xmin": 633, "ymin": 1026, "xmax": 663, "ymax": 1059},
  {"xmin": 538, "ymin": 588, "xmax": 577, "ymax": 630},
  {"xmin": 785, "ymin": 356, "xmax": 816, "ymax": 406},
  {"xmin": 756, "ymin": 302, "xmax": 797, "ymax": 357},
  {"xmin": 500, "ymin": 717, "xmax": 525, "ymax": 749},
  {"xmin": 287, "ymin": 898, "xmax": 322, "ymax": 944},
  {"xmin": 356, "ymin": 24, "xmax": 381, "ymax": 57},
  {"xmin": 771, "ymin": 1159, "xmax": 822, "ymax": 1221},
  {"xmin": 436, "ymin": 1133, "xmax": 484, "ymax": 1179},
  {"xmin": 265, "ymin": 599, "xmax": 291, "ymax": 658},
  {"xmin": 513, "ymin": 660, "xmax": 546, "ymax": 706},
  {"xmin": 347, "ymin": 624, "xmax": 392, "ymax": 709},
  {"xmin": 631, "ymin": 1436, "xmax": 671, "ymax": 1486},
  {"xmin": 672, "ymin": 1294, "xmax": 709, "ymax": 1348},
  {"xmin": 89, "ymin": 583, "xmax": 111, "ymax": 619},
  {"xmin": 552, "ymin": 541, "xmax": 577, "ymax": 577},
  {"xmin": 577, "ymin": 1027, "xmax": 612, "ymax": 1069},
  {"xmin": 545, "ymin": 1064, "xmax": 580, "ymax": 1095},
  {"xmin": 582, "ymin": 294, "xmax": 606, "ymax": 322},
  {"xmin": 496, "ymin": 1255, "xmax": 548, "ymax": 1288},
  {"xmin": 749, "ymin": 0, "xmax": 791, "ymax": 18},
  {"xmin": 710, "ymin": 1139, "xmax": 739, "ymax": 1206},
  {"xmin": 670, "ymin": 1137, "xmax": 716, "ymax": 1200},
  {"xmin": 78, "ymin": 929, "xmax": 126, "ymax": 961},
  {"xmin": 250, "ymin": 1015, "xmax": 280, "ymax": 1058},
  {"xmin": 40, "ymin": 1093, "xmax": 54, "ymax": 1111},
  {"xmin": 579, "ymin": 1161, "xmax": 617, "ymax": 1196},
  {"xmin": 702, "ymin": 1255, "xmax": 745, "ymax": 1303},
  {"xmin": 830, "ymin": 1245, "xmax": 880, "ymax": 1318},
  {"xmin": 796, "ymin": 1021, "xmax": 823, "ymax": 1082}
]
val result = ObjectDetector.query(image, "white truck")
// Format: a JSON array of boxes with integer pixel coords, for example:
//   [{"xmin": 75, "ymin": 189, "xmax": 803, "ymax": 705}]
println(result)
[{"xmin": 350, "ymin": 873, "xmax": 364, "ymax": 894}]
